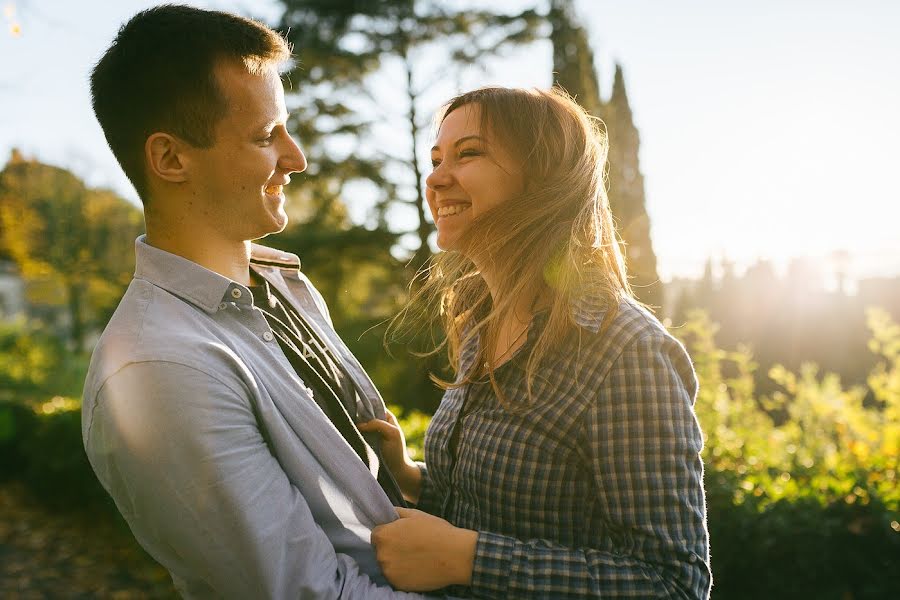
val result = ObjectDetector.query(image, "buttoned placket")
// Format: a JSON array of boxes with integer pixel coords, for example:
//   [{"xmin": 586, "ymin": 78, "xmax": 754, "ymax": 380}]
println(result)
[
  {"xmin": 253, "ymin": 308, "xmax": 277, "ymax": 344},
  {"xmin": 222, "ymin": 284, "xmax": 278, "ymax": 344},
  {"xmin": 441, "ymin": 384, "xmax": 474, "ymax": 522}
]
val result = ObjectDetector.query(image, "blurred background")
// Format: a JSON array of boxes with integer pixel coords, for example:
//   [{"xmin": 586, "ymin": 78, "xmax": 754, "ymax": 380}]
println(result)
[{"xmin": 1, "ymin": 0, "xmax": 898, "ymax": 597}]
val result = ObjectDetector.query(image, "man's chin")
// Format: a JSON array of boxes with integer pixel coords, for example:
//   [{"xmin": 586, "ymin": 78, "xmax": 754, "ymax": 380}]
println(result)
[{"xmin": 252, "ymin": 214, "xmax": 289, "ymax": 241}]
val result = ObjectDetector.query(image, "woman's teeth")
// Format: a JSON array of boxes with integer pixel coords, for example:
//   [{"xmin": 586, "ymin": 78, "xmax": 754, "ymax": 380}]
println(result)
[
  {"xmin": 437, "ymin": 204, "xmax": 470, "ymax": 217},
  {"xmin": 265, "ymin": 185, "xmax": 282, "ymax": 195}
]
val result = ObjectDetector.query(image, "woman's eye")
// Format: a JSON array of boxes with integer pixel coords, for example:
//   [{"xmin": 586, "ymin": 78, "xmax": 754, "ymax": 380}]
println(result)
[{"xmin": 459, "ymin": 149, "xmax": 481, "ymax": 158}]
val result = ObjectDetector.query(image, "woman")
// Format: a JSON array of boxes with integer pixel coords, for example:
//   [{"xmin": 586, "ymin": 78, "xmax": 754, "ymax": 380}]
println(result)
[{"xmin": 359, "ymin": 87, "xmax": 711, "ymax": 599}]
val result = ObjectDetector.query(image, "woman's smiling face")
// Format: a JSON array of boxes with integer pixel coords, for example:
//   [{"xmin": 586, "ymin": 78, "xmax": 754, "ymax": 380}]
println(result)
[{"xmin": 425, "ymin": 103, "xmax": 524, "ymax": 252}]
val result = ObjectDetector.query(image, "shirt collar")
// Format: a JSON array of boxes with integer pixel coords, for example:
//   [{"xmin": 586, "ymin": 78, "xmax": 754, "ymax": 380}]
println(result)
[
  {"xmin": 461, "ymin": 292, "xmax": 613, "ymax": 369},
  {"xmin": 133, "ymin": 235, "xmax": 254, "ymax": 314},
  {"xmin": 525, "ymin": 292, "xmax": 612, "ymax": 342},
  {"xmin": 569, "ymin": 292, "xmax": 611, "ymax": 334},
  {"xmin": 248, "ymin": 272, "xmax": 279, "ymax": 310}
]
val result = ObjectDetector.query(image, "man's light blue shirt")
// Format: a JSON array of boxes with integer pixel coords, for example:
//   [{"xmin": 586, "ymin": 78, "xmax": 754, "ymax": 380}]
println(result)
[{"xmin": 82, "ymin": 236, "xmax": 426, "ymax": 599}]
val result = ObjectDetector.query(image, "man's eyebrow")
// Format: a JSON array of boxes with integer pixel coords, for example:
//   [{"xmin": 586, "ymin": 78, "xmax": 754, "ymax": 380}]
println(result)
[
  {"xmin": 431, "ymin": 135, "xmax": 485, "ymax": 153},
  {"xmin": 253, "ymin": 114, "xmax": 288, "ymax": 132}
]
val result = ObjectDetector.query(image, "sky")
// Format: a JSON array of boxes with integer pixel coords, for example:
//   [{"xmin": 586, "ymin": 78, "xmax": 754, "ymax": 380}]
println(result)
[{"xmin": 1, "ymin": 0, "xmax": 898, "ymax": 283}]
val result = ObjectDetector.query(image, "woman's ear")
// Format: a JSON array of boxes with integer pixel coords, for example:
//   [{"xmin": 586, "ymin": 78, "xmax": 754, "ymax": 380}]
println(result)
[{"xmin": 145, "ymin": 133, "xmax": 188, "ymax": 183}]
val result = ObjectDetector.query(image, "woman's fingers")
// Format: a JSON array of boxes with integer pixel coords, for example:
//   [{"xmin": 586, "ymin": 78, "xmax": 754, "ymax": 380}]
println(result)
[
  {"xmin": 357, "ymin": 419, "xmax": 394, "ymax": 438},
  {"xmin": 384, "ymin": 409, "xmax": 400, "ymax": 427}
]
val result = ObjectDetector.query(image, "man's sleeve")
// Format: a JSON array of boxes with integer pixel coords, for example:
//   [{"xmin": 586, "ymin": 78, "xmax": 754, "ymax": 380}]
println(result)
[
  {"xmin": 468, "ymin": 331, "xmax": 711, "ymax": 599},
  {"xmin": 84, "ymin": 360, "xmax": 425, "ymax": 600}
]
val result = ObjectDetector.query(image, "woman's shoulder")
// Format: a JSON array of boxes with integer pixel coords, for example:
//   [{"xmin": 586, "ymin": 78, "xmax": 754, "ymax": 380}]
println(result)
[
  {"xmin": 563, "ymin": 295, "xmax": 692, "ymax": 384},
  {"xmin": 565, "ymin": 295, "xmax": 698, "ymax": 407},
  {"xmin": 572, "ymin": 294, "xmax": 672, "ymax": 351},
  {"xmin": 575, "ymin": 298, "xmax": 696, "ymax": 395}
]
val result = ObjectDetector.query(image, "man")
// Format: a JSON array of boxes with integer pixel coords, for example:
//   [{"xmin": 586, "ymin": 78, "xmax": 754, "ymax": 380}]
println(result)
[{"xmin": 82, "ymin": 6, "xmax": 427, "ymax": 599}]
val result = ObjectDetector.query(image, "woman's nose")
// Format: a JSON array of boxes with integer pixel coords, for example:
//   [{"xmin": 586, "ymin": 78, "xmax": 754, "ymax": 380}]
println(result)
[{"xmin": 426, "ymin": 162, "xmax": 451, "ymax": 190}]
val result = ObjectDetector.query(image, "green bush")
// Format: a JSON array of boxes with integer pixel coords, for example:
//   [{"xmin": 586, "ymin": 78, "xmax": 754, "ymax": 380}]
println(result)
[
  {"xmin": 20, "ymin": 401, "xmax": 112, "ymax": 510},
  {"xmin": 0, "ymin": 400, "xmax": 37, "ymax": 482},
  {"xmin": 679, "ymin": 308, "xmax": 899, "ymax": 510},
  {"xmin": 0, "ymin": 319, "xmax": 89, "ymax": 401},
  {"xmin": 707, "ymin": 491, "xmax": 899, "ymax": 599},
  {"xmin": 0, "ymin": 398, "xmax": 112, "ymax": 511},
  {"xmin": 0, "ymin": 320, "xmax": 107, "ymax": 509},
  {"xmin": 677, "ymin": 308, "xmax": 900, "ymax": 598}
]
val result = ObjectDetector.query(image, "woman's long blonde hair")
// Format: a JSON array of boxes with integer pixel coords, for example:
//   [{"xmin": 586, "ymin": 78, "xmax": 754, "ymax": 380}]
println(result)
[{"xmin": 390, "ymin": 86, "xmax": 633, "ymax": 406}]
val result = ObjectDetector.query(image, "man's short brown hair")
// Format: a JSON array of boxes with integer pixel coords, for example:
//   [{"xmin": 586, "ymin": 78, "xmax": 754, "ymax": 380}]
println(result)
[{"xmin": 90, "ymin": 5, "xmax": 291, "ymax": 203}]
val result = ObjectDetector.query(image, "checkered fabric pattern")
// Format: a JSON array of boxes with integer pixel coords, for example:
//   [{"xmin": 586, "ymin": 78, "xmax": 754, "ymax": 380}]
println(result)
[{"xmin": 417, "ymin": 297, "xmax": 711, "ymax": 599}]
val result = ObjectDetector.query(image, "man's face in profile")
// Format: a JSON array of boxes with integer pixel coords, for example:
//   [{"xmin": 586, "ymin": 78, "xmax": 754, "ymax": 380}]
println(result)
[{"xmin": 184, "ymin": 59, "xmax": 306, "ymax": 243}]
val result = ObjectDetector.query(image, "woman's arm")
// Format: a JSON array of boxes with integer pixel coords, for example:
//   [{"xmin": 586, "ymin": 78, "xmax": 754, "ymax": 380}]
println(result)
[{"xmin": 359, "ymin": 410, "xmax": 423, "ymax": 504}]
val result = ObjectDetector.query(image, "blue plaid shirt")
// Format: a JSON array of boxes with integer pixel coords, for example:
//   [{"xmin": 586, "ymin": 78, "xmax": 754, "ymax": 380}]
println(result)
[{"xmin": 417, "ymin": 297, "xmax": 711, "ymax": 599}]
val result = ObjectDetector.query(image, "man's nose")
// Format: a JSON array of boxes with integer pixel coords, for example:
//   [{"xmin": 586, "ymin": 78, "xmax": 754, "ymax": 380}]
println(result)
[{"xmin": 280, "ymin": 134, "xmax": 307, "ymax": 174}]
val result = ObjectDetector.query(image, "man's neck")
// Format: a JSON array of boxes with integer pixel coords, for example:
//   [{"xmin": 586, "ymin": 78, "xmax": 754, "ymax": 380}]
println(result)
[{"xmin": 145, "ymin": 224, "xmax": 253, "ymax": 286}]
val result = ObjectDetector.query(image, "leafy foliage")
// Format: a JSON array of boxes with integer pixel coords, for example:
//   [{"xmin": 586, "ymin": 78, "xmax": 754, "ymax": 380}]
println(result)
[
  {"xmin": 677, "ymin": 308, "xmax": 900, "ymax": 598},
  {"xmin": 0, "ymin": 319, "xmax": 88, "ymax": 401},
  {"xmin": 0, "ymin": 151, "xmax": 143, "ymax": 348},
  {"xmin": 680, "ymin": 308, "xmax": 899, "ymax": 510}
]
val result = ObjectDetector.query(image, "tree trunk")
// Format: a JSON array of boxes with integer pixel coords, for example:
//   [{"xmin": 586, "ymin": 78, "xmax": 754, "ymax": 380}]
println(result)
[
  {"xmin": 66, "ymin": 278, "xmax": 84, "ymax": 351},
  {"xmin": 403, "ymin": 51, "xmax": 432, "ymax": 275}
]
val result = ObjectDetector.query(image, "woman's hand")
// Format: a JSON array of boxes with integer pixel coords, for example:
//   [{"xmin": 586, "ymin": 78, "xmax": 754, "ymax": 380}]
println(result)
[
  {"xmin": 371, "ymin": 508, "xmax": 477, "ymax": 592},
  {"xmin": 358, "ymin": 410, "xmax": 422, "ymax": 502}
]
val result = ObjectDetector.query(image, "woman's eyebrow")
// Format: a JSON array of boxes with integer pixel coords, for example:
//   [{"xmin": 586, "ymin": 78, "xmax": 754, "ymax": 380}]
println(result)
[
  {"xmin": 431, "ymin": 134, "xmax": 485, "ymax": 152},
  {"xmin": 431, "ymin": 135, "xmax": 486, "ymax": 153}
]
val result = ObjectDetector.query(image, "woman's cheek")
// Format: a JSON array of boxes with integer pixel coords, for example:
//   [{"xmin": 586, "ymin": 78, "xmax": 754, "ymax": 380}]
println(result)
[{"xmin": 425, "ymin": 190, "xmax": 438, "ymax": 220}]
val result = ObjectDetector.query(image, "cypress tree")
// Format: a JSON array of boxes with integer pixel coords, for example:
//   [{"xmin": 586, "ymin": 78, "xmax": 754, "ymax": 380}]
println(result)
[
  {"xmin": 604, "ymin": 64, "xmax": 663, "ymax": 308},
  {"xmin": 549, "ymin": 0, "xmax": 663, "ymax": 309},
  {"xmin": 549, "ymin": 0, "xmax": 602, "ymax": 113}
]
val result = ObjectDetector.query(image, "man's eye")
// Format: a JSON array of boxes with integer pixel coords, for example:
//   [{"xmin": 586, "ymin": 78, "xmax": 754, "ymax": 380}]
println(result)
[
  {"xmin": 259, "ymin": 133, "xmax": 274, "ymax": 144},
  {"xmin": 431, "ymin": 158, "xmax": 442, "ymax": 168}
]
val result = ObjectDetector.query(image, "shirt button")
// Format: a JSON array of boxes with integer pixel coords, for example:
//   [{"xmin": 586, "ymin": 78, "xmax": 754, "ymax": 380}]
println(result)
[
  {"xmin": 218, "ymin": 302, "xmax": 227, "ymax": 311},
  {"xmin": 262, "ymin": 331, "xmax": 274, "ymax": 342},
  {"xmin": 688, "ymin": 553, "xmax": 697, "ymax": 563},
  {"xmin": 231, "ymin": 288, "xmax": 242, "ymax": 299}
]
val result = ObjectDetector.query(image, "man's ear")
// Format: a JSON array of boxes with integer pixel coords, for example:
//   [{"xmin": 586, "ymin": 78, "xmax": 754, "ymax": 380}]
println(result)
[{"xmin": 146, "ymin": 133, "xmax": 190, "ymax": 183}]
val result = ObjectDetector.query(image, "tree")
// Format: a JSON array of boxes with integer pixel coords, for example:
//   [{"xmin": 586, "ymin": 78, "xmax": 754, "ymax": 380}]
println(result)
[
  {"xmin": 603, "ymin": 65, "xmax": 663, "ymax": 308},
  {"xmin": 0, "ymin": 150, "xmax": 143, "ymax": 349},
  {"xmin": 275, "ymin": 0, "xmax": 544, "ymax": 273},
  {"xmin": 549, "ymin": 0, "xmax": 663, "ymax": 308},
  {"xmin": 548, "ymin": 0, "xmax": 602, "ymax": 114}
]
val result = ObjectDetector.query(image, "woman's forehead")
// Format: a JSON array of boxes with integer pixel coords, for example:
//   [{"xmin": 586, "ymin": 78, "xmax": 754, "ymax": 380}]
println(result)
[
  {"xmin": 435, "ymin": 104, "xmax": 496, "ymax": 147},
  {"xmin": 441, "ymin": 103, "xmax": 480, "ymax": 130}
]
